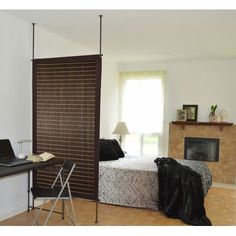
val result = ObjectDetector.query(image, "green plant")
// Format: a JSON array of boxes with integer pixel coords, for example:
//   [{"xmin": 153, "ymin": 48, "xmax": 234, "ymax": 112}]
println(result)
[{"xmin": 209, "ymin": 105, "xmax": 217, "ymax": 117}]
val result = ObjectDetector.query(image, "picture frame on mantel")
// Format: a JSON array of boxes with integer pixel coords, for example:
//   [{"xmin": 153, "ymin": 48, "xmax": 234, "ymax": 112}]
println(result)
[
  {"xmin": 176, "ymin": 109, "xmax": 187, "ymax": 121},
  {"xmin": 183, "ymin": 104, "xmax": 198, "ymax": 122}
]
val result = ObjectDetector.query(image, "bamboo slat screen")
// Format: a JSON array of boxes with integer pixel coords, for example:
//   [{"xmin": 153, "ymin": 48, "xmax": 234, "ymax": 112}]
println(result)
[{"xmin": 32, "ymin": 55, "xmax": 101, "ymax": 200}]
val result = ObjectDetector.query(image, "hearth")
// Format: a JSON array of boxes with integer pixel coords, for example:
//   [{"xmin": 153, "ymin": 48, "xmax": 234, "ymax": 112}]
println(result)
[{"xmin": 184, "ymin": 137, "xmax": 219, "ymax": 162}]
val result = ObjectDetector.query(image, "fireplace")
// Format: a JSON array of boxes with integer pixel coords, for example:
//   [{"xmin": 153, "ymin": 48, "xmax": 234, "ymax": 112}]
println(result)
[{"xmin": 184, "ymin": 137, "xmax": 219, "ymax": 162}]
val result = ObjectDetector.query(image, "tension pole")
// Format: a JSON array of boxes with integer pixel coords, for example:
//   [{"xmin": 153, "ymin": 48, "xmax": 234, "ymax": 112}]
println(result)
[
  {"xmin": 99, "ymin": 15, "xmax": 103, "ymax": 56},
  {"xmin": 95, "ymin": 15, "xmax": 103, "ymax": 225},
  {"xmin": 32, "ymin": 23, "xmax": 35, "ymax": 60},
  {"xmin": 31, "ymin": 22, "xmax": 36, "ymax": 210}
]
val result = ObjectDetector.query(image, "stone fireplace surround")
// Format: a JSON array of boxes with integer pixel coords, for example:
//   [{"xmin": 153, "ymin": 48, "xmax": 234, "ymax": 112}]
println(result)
[{"xmin": 168, "ymin": 122, "xmax": 236, "ymax": 184}]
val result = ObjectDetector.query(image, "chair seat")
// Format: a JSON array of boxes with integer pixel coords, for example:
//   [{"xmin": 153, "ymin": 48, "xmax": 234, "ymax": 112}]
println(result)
[{"xmin": 31, "ymin": 187, "xmax": 70, "ymax": 198}]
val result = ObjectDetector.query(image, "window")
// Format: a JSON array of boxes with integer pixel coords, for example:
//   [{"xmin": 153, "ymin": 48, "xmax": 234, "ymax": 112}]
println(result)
[{"xmin": 120, "ymin": 71, "xmax": 165, "ymax": 157}]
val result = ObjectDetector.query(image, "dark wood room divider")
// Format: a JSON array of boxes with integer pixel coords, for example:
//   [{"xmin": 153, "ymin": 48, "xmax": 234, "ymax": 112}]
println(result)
[{"xmin": 32, "ymin": 55, "xmax": 101, "ymax": 200}]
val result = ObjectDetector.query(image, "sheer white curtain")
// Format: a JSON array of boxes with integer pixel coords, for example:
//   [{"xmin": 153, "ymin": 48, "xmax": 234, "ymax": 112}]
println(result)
[{"xmin": 120, "ymin": 71, "xmax": 165, "ymax": 157}]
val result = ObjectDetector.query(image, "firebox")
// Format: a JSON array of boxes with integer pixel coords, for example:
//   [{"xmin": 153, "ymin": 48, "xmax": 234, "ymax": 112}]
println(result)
[{"xmin": 184, "ymin": 137, "xmax": 219, "ymax": 162}]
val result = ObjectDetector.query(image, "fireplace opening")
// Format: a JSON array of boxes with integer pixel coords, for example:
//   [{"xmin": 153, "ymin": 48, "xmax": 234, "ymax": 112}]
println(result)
[{"xmin": 184, "ymin": 137, "xmax": 219, "ymax": 162}]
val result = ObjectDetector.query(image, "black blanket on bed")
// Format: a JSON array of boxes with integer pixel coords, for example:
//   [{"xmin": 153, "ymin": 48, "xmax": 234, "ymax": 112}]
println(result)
[{"xmin": 154, "ymin": 157, "xmax": 212, "ymax": 226}]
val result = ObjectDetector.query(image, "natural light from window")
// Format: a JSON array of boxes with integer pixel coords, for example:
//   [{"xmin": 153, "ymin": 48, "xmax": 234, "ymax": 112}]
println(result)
[{"xmin": 121, "ymin": 74, "xmax": 164, "ymax": 157}]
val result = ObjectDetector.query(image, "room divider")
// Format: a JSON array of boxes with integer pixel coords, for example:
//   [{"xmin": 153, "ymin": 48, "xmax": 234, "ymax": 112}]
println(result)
[{"xmin": 32, "ymin": 55, "xmax": 101, "ymax": 201}]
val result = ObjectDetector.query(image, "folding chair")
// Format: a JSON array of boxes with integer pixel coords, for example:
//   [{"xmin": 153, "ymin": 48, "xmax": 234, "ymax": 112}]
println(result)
[{"xmin": 31, "ymin": 159, "xmax": 77, "ymax": 226}]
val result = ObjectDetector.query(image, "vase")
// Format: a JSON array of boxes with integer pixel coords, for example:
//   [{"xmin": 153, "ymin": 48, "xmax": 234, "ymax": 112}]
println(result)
[{"xmin": 209, "ymin": 115, "xmax": 217, "ymax": 122}]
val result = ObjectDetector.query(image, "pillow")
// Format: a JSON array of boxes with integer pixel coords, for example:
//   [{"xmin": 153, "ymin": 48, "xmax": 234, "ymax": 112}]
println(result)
[
  {"xmin": 99, "ymin": 139, "xmax": 119, "ymax": 161},
  {"xmin": 110, "ymin": 139, "xmax": 125, "ymax": 158}
]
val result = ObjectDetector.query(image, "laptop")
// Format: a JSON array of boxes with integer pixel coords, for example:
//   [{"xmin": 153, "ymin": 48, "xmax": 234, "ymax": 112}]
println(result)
[{"xmin": 0, "ymin": 139, "xmax": 32, "ymax": 167}]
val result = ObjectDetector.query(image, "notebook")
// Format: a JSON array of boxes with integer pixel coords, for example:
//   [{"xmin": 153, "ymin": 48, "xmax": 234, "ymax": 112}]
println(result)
[{"xmin": 0, "ymin": 139, "xmax": 32, "ymax": 167}]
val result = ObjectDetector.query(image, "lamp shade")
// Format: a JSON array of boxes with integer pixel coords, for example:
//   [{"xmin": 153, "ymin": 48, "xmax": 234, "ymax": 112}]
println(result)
[{"xmin": 112, "ymin": 122, "xmax": 130, "ymax": 135}]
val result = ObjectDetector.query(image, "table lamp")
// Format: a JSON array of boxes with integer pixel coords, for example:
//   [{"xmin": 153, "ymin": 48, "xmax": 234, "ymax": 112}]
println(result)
[{"xmin": 112, "ymin": 121, "xmax": 130, "ymax": 146}]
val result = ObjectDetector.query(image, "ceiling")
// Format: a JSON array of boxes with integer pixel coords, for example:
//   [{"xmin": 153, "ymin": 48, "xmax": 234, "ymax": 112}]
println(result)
[{"xmin": 6, "ymin": 10, "xmax": 236, "ymax": 62}]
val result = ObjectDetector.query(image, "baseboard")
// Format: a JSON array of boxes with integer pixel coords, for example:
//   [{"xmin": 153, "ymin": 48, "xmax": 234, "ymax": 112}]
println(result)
[{"xmin": 212, "ymin": 182, "xmax": 236, "ymax": 189}]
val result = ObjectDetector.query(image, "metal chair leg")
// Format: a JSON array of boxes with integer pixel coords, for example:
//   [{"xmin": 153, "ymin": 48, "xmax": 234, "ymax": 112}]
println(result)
[
  {"xmin": 69, "ymin": 197, "xmax": 77, "ymax": 225},
  {"xmin": 67, "ymin": 184, "xmax": 77, "ymax": 225},
  {"xmin": 32, "ymin": 199, "xmax": 47, "ymax": 226},
  {"xmin": 65, "ymin": 201, "xmax": 71, "ymax": 225},
  {"xmin": 43, "ymin": 198, "xmax": 60, "ymax": 225}
]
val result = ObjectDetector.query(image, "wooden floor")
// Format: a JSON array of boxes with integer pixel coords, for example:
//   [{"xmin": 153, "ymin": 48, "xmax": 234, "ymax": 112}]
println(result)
[{"xmin": 0, "ymin": 186, "xmax": 235, "ymax": 226}]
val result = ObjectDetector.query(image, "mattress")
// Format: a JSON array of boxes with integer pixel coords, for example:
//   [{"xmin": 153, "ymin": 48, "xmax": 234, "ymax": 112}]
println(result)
[{"xmin": 98, "ymin": 156, "xmax": 212, "ymax": 210}]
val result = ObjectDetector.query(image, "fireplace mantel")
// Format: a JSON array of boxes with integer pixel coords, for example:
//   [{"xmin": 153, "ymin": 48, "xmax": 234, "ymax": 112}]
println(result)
[{"xmin": 172, "ymin": 121, "xmax": 233, "ymax": 131}]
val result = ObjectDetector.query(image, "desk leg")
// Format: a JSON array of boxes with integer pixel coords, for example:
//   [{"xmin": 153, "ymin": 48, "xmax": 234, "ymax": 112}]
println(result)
[{"xmin": 27, "ymin": 170, "xmax": 30, "ymax": 211}]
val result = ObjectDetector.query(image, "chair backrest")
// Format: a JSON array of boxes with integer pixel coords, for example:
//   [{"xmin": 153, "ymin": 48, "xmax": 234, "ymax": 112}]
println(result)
[
  {"xmin": 51, "ymin": 159, "xmax": 75, "ymax": 190},
  {"xmin": 63, "ymin": 159, "xmax": 75, "ymax": 172}
]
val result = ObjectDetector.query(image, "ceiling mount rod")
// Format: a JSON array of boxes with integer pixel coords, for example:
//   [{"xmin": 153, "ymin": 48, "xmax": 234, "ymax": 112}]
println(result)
[
  {"xmin": 95, "ymin": 15, "xmax": 103, "ymax": 225},
  {"xmin": 32, "ymin": 23, "xmax": 35, "ymax": 60},
  {"xmin": 99, "ymin": 15, "xmax": 103, "ymax": 56}
]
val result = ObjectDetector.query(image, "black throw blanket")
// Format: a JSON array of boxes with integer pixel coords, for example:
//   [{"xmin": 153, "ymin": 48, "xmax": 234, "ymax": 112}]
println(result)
[{"xmin": 154, "ymin": 157, "xmax": 211, "ymax": 226}]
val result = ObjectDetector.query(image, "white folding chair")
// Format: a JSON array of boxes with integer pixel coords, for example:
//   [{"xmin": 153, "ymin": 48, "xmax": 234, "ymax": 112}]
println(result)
[{"xmin": 31, "ymin": 159, "xmax": 77, "ymax": 225}]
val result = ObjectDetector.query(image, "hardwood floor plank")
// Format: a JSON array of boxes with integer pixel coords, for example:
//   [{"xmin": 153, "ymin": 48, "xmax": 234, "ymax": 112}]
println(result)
[{"xmin": 0, "ymin": 187, "xmax": 235, "ymax": 226}]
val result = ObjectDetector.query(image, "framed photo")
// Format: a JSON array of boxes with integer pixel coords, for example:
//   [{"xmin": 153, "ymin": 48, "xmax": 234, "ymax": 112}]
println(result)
[
  {"xmin": 176, "ymin": 109, "xmax": 187, "ymax": 121},
  {"xmin": 183, "ymin": 104, "xmax": 198, "ymax": 121}
]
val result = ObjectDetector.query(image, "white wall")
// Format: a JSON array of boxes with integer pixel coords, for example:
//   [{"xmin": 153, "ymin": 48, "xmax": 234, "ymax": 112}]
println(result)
[
  {"xmin": 34, "ymin": 27, "xmax": 92, "ymax": 58},
  {"xmin": 0, "ymin": 11, "xmax": 119, "ymax": 220},
  {"xmin": 0, "ymin": 11, "xmax": 32, "ymax": 220},
  {"xmin": 119, "ymin": 59, "xmax": 236, "ymax": 155},
  {"xmin": 100, "ymin": 57, "xmax": 119, "ymax": 138}
]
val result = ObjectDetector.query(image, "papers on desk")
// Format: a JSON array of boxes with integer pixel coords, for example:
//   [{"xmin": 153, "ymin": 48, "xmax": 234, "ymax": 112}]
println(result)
[{"xmin": 27, "ymin": 152, "xmax": 55, "ymax": 162}]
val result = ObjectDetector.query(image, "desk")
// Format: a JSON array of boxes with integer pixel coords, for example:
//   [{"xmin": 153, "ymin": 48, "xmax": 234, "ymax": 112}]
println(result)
[{"xmin": 0, "ymin": 158, "xmax": 64, "ymax": 212}]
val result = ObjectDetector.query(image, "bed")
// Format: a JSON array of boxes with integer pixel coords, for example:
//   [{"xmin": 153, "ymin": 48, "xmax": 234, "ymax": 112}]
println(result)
[{"xmin": 98, "ymin": 156, "xmax": 212, "ymax": 210}]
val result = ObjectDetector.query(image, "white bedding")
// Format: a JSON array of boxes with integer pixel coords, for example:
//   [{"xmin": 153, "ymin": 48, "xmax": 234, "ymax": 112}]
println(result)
[{"xmin": 98, "ymin": 156, "xmax": 212, "ymax": 210}]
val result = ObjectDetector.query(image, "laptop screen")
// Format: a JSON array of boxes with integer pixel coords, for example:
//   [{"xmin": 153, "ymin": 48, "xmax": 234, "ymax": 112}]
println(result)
[{"xmin": 0, "ymin": 139, "xmax": 15, "ymax": 159}]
